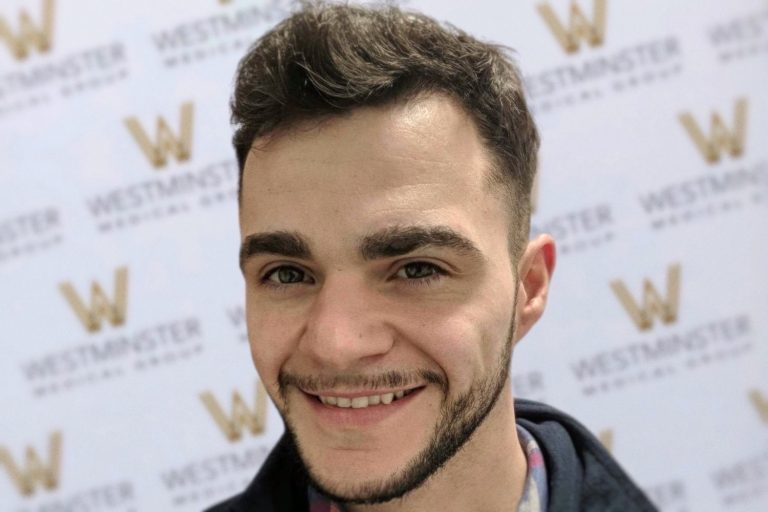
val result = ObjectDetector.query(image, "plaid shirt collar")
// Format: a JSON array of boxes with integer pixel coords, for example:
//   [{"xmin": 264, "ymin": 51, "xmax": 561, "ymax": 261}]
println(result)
[{"xmin": 308, "ymin": 424, "xmax": 548, "ymax": 512}]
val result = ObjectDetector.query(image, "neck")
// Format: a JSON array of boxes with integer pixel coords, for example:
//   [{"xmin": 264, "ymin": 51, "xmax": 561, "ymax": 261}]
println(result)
[{"xmin": 348, "ymin": 387, "xmax": 527, "ymax": 512}]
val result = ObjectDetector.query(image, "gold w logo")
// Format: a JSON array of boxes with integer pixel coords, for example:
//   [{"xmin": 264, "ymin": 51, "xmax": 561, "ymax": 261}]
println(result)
[
  {"xmin": 537, "ymin": 0, "xmax": 607, "ymax": 54},
  {"xmin": 0, "ymin": 431, "xmax": 62, "ymax": 497},
  {"xmin": 598, "ymin": 429, "xmax": 613, "ymax": 453},
  {"xmin": 679, "ymin": 97, "xmax": 748, "ymax": 164},
  {"xmin": 610, "ymin": 263, "xmax": 681, "ymax": 332},
  {"xmin": 124, "ymin": 102, "xmax": 194, "ymax": 168},
  {"xmin": 0, "ymin": 0, "xmax": 55, "ymax": 61},
  {"xmin": 749, "ymin": 389, "xmax": 768, "ymax": 425},
  {"xmin": 59, "ymin": 266, "xmax": 128, "ymax": 333},
  {"xmin": 200, "ymin": 381, "xmax": 268, "ymax": 442}
]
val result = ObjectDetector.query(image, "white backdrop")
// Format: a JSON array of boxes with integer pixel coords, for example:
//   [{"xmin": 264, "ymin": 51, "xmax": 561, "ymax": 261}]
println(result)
[{"xmin": 0, "ymin": 0, "xmax": 766, "ymax": 511}]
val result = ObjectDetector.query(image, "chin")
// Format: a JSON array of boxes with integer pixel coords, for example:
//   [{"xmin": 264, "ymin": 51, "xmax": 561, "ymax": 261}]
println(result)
[
  {"xmin": 308, "ymin": 467, "xmax": 414, "ymax": 505},
  {"xmin": 311, "ymin": 446, "xmax": 411, "ymax": 488},
  {"xmin": 292, "ymin": 431, "xmax": 424, "ymax": 504}
]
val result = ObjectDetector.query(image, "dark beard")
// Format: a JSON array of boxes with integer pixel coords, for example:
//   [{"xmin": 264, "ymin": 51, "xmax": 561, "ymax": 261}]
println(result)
[{"xmin": 279, "ymin": 305, "xmax": 518, "ymax": 505}]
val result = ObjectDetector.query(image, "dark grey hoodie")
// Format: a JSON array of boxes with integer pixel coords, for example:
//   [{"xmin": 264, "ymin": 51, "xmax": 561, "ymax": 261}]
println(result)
[{"xmin": 204, "ymin": 399, "xmax": 658, "ymax": 511}]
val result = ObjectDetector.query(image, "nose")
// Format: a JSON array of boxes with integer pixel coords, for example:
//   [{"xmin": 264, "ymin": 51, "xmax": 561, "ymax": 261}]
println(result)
[{"xmin": 298, "ymin": 272, "xmax": 394, "ymax": 371}]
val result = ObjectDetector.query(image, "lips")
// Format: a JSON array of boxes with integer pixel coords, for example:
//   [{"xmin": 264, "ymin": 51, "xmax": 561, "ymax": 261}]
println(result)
[
  {"xmin": 316, "ymin": 388, "xmax": 419, "ymax": 408},
  {"xmin": 301, "ymin": 385, "xmax": 425, "ymax": 426}
]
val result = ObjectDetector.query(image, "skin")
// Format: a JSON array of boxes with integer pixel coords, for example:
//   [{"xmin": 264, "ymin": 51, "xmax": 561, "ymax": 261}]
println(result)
[{"xmin": 239, "ymin": 93, "xmax": 555, "ymax": 512}]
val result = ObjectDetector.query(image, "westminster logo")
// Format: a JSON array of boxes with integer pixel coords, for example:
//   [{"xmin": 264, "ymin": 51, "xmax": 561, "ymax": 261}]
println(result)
[
  {"xmin": 537, "ymin": 0, "xmax": 607, "ymax": 54},
  {"xmin": 679, "ymin": 97, "xmax": 748, "ymax": 164},
  {"xmin": 59, "ymin": 266, "xmax": 128, "ymax": 333},
  {"xmin": 0, "ymin": 431, "xmax": 62, "ymax": 497},
  {"xmin": 200, "ymin": 381, "xmax": 268, "ymax": 442},
  {"xmin": 0, "ymin": 0, "xmax": 54, "ymax": 61},
  {"xmin": 610, "ymin": 263, "xmax": 681, "ymax": 332},
  {"xmin": 124, "ymin": 102, "xmax": 195, "ymax": 169}
]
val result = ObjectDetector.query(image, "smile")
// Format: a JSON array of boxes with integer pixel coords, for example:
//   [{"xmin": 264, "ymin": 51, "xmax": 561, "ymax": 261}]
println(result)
[
  {"xmin": 300, "ymin": 385, "xmax": 428, "ymax": 428},
  {"xmin": 316, "ymin": 388, "xmax": 419, "ymax": 409}
]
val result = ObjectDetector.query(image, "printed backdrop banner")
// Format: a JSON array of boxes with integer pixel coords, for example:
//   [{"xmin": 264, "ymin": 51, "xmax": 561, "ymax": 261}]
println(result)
[{"xmin": 1, "ymin": 0, "xmax": 766, "ymax": 511}]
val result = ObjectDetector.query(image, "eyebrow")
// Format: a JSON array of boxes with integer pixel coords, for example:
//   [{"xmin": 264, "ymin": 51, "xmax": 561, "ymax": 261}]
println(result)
[
  {"xmin": 240, "ymin": 231, "xmax": 311, "ymax": 270},
  {"xmin": 359, "ymin": 225, "xmax": 483, "ymax": 261},
  {"xmin": 239, "ymin": 225, "xmax": 484, "ymax": 271}
]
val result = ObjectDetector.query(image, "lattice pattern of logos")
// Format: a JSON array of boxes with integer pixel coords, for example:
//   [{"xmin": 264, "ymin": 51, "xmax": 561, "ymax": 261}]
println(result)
[{"xmin": 0, "ymin": 0, "xmax": 766, "ymax": 511}]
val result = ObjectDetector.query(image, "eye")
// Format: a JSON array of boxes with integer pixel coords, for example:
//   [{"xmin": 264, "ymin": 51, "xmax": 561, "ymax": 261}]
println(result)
[
  {"xmin": 395, "ymin": 261, "xmax": 447, "ymax": 286},
  {"xmin": 261, "ymin": 265, "xmax": 312, "ymax": 288}
]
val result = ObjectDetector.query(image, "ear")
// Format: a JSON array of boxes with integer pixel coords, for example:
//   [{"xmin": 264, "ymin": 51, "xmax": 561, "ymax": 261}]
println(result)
[{"xmin": 513, "ymin": 234, "xmax": 556, "ymax": 343}]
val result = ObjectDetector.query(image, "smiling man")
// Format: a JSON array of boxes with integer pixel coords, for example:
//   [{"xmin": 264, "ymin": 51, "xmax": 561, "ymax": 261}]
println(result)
[{"xmin": 206, "ymin": 3, "xmax": 656, "ymax": 512}]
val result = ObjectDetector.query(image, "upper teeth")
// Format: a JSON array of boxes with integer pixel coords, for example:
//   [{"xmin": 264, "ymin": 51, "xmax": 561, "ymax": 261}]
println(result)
[{"xmin": 319, "ymin": 389, "xmax": 411, "ymax": 408}]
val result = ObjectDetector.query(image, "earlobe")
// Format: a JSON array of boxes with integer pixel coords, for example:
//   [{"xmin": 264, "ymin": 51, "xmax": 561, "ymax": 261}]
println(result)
[{"xmin": 514, "ymin": 234, "xmax": 556, "ymax": 342}]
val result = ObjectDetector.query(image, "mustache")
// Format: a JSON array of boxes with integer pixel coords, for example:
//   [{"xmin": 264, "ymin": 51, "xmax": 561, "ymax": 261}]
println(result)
[{"xmin": 278, "ymin": 369, "xmax": 447, "ymax": 397}]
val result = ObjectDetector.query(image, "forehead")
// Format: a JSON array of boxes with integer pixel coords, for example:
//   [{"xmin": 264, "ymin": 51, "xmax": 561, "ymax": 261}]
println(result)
[{"xmin": 239, "ymin": 94, "xmax": 505, "ymax": 247}]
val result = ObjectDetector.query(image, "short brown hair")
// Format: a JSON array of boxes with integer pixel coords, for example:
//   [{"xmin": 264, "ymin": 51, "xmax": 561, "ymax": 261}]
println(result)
[{"xmin": 231, "ymin": 2, "xmax": 539, "ymax": 259}]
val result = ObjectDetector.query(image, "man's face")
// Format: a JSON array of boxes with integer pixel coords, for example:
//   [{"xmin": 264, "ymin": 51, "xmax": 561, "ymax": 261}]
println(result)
[{"xmin": 239, "ymin": 94, "xmax": 521, "ymax": 503}]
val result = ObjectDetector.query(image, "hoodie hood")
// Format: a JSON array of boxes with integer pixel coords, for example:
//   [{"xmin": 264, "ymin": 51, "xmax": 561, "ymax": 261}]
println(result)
[
  {"xmin": 204, "ymin": 399, "xmax": 658, "ymax": 512},
  {"xmin": 514, "ymin": 398, "xmax": 658, "ymax": 511}
]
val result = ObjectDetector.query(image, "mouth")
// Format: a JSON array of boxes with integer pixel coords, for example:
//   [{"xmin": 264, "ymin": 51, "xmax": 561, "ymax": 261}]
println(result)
[{"xmin": 310, "ymin": 387, "xmax": 423, "ymax": 409}]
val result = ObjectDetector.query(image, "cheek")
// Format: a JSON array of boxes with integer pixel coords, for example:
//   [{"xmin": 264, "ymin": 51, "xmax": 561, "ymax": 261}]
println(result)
[
  {"xmin": 407, "ymin": 296, "xmax": 514, "ymax": 387},
  {"xmin": 405, "ymin": 317, "xmax": 485, "ymax": 385},
  {"xmin": 245, "ymin": 293, "xmax": 303, "ymax": 383}
]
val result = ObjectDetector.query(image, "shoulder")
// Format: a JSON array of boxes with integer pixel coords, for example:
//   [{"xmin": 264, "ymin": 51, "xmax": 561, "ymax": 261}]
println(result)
[
  {"xmin": 202, "ymin": 434, "xmax": 310, "ymax": 512},
  {"xmin": 514, "ymin": 398, "xmax": 658, "ymax": 512},
  {"xmin": 202, "ymin": 494, "xmax": 239, "ymax": 512}
]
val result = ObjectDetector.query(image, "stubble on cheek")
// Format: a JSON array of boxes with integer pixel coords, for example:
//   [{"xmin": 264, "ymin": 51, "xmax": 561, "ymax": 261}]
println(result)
[
  {"xmin": 281, "ymin": 328, "xmax": 514, "ymax": 505},
  {"xmin": 262, "ymin": 284, "xmax": 519, "ymax": 505}
]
